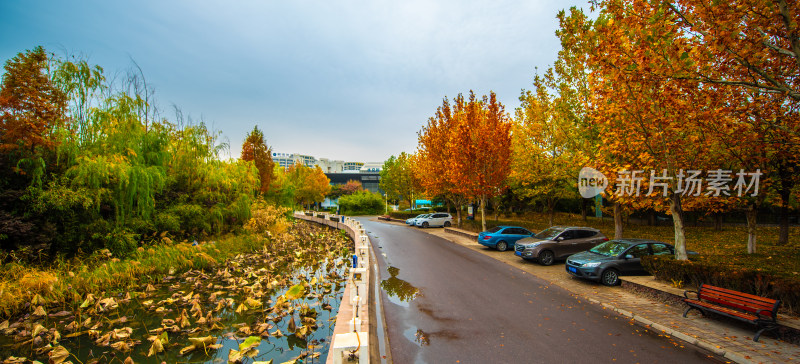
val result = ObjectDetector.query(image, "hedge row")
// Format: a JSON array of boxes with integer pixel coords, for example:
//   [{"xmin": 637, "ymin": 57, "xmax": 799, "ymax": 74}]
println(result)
[{"xmin": 642, "ymin": 255, "xmax": 800, "ymax": 316}]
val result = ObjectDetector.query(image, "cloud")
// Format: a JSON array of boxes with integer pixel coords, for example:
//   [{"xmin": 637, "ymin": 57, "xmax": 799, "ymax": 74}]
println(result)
[{"xmin": 0, "ymin": 0, "xmax": 587, "ymax": 162}]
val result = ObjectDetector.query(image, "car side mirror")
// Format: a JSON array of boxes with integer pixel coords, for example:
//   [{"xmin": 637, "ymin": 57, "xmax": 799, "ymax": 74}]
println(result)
[
  {"xmin": 556, "ymin": 236, "xmax": 564, "ymax": 241},
  {"xmin": 624, "ymin": 254, "xmax": 634, "ymax": 259}
]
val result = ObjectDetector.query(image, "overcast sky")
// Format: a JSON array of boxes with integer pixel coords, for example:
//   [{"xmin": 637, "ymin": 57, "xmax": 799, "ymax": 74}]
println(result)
[{"xmin": 1, "ymin": 0, "xmax": 587, "ymax": 162}]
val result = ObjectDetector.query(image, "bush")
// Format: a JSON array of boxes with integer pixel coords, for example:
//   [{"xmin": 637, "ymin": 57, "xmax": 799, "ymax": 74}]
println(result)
[
  {"xmin": 154, "ymin": 211, "xmax": 181, "ymax": 232},
  {"xmin": 338, "ymin": 191, "xmax": 384, "ymax": 216},
  {"xmin": 168, "ymin": 203, "xmax": 210, "ymax": 236},
  {"xmin": 244, "ymin": 200, "xmax": 291, "ymax": 237},
  {"xmin": 642, "ymin": 255, "xmax": 800, "ymax": 315}
]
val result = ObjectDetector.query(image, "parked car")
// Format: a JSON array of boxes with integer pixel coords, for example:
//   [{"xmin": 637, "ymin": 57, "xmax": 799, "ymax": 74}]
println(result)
[
  {"xmin": 565, "ymin": 238, "xmax": 679, "ymax": 286},
  {"xmin": 478, "ymin": 226, "xmax": 534, "ymax": 251},
  {"xmin": 515, "ymin": 226, "xmax": 607, "ymax": 265},
  {"xmin": 406, "ymin": 214, "xmax": 429, "ymax": 225},
  {"xmin": 414, "ymin": 213, "xmax": 453, "ymax": 228}
]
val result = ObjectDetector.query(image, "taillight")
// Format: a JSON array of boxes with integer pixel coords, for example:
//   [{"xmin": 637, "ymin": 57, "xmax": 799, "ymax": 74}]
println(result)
[
  {"xmin": 483, "ymin": 236, "xmax": 491, "ymax": 240},
  {"xmin": 602, "ymin": 237, "xmax": 609, "ymax": 242}
]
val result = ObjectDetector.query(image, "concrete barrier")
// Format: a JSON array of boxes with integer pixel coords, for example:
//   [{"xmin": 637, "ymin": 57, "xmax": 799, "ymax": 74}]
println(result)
[{"xmin": 294, "ymin": 211, "xmax": 371, "ymax": 364}]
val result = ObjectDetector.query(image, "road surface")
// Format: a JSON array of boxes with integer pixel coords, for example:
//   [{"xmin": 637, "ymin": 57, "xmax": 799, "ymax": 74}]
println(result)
[{"xmin": 358, "ymin": 217, "xmax": 724, "ymax": 364}]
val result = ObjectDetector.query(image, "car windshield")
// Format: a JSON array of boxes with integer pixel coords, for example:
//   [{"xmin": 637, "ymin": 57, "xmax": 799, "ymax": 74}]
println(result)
[
  {"xmin": 590, "ymin": 240, "xmax": 632, "ymax": 257},
  {"xmin": 534, "ymin": 227, "xmax": 564, "ymax": 240},
  {"xmin": 485, "ymin": 227, "xmax": 502, "ymax": 233}
]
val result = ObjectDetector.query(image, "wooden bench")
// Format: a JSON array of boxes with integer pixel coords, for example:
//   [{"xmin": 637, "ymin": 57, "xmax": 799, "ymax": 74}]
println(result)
[{"xmin": 683, "ymin": 283, "xmax": 780, "ymax": 342}]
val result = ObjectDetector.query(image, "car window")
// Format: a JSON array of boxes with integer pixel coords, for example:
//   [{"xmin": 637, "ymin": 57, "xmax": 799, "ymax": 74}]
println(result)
[
  {"xmin": 626, "ymin": 244, "xmax": 650, "ymax": 258},
  {"xmin": 511, "ymin": 228, "xmax": 526, "ymax": 235},
  {"xmin": 520, "ymin": 228, "xmax": 532, "ymax": 235},
  {"xmin": 487, "ymin": 227, "xmax": 502, "ymax": 233},
  {"xmin": 590, "ymin": 241, "xmax": 631, "ymax": 256},
  {"xmin": 558, "ymin": 231, "xmax": 575, "ymax": 240},
  {"xmin": 534, "ymin": 227, "xmax": 563, "ymax": 240},
  {"xmin": 577, "ymin": 230, "xmax": 597, "ymax": 239},
  {"xmin": 651, "ymin": 243, "xmax": 672, "ymax": 255}
]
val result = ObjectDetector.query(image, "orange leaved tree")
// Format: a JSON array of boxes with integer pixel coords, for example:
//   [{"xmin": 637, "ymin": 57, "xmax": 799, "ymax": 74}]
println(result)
[{"xmin": 241, "ymin": 126, "xmax": 274, "ymax": 195}]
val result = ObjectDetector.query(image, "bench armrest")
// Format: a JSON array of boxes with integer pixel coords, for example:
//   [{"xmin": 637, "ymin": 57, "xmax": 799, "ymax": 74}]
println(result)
[
  {"xmin": 756, "ymin": 309, "xmax": 777, "ymax": 321},
  {"xmin": 683, "ymin": 289, "xmax": 699, "ymax": 300}
]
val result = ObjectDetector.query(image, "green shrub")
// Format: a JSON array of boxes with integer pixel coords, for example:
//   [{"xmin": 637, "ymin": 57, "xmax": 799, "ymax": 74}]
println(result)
[
  {"xmin": 338, "ymin": 191, "xmax": 384, "ymax": 216},
  {"xmin": 168, "ymin": 203, "xmax": 210, "ymax": 236},
  {"xmin": 642, "ymin": 255, "xmax": 800, "ymax": 315},
  {"xmin": 154, "ymin": 211, "xmax": 181, "ymax": 232}
]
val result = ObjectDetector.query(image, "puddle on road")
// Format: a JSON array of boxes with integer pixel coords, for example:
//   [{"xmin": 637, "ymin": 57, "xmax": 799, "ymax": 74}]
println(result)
[
  {"xmin": 403, "ymin": 326, "xmax": 430, "ymax": 347},
  {"xmin": 380, "ymin": 266, "xmax": 420, "ymax": 307}
]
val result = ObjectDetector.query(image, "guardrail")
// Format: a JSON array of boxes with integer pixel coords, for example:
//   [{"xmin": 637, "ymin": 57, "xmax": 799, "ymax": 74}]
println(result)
[{"xmin": 294, "ymin": 211, "xmax": 371, "ymax": 364}]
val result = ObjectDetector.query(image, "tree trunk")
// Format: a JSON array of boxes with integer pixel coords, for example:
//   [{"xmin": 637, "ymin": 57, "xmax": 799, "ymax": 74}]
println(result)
[
  {"xmin": 648, "ymin": 210, "xmax": 655, "ymax": 226},
  {"xmin": 778, "ymin": 188, "xmax": 790, "ymax": 245},
  {"xmin": 714, "ymin": 213, "xmax": 722, "ymax": 231},
  {"xmin": 456, "ymin": 205, "xmax": 462, "ymax": 228},
  {"xmin": 746, "ymin": 203, "xmax": 758, "ymax": 254},
  {"xmin": 547, "ymin": 199, "xmax": 555, "ymax": 227},
  {"xmin": 581, "ymin": 198, "xmax": 588, "ymax": 222},
  {"xmin": 480, "ymin": 197, "xmax": 487, "ymax": 232},
  {"xmin": 670, "ymin": 193, "xmax": 688, "ymax": 260},
  {"xmin": 613, "ymin": 202, "xmax": 623, "ymax": 239}
]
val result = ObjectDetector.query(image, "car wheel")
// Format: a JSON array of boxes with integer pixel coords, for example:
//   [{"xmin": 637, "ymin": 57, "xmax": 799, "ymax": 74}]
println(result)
[
  {"xmin": 601, "ymin": 268, "xmax": 620, "ymax": 286},
  {"xmin": 422, "ymin": 221, "xmax": 429, "ymax": 228},
  {"xmin": 444, "ymin": 221, "xmax": 451, "ymax": 227},
  {"xmin": 496, "ymin": 241, "xmax": 508, "ymax": 252},
  {"xmin": 538, "ymin": 250, "xmax": 555, "ymax": 266}
]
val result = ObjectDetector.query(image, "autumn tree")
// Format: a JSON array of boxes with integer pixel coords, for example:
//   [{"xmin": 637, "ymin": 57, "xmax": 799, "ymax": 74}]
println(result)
[
  {"xmin": 241, "ymin": 125, "xmax": 274, "ymax": 194},
  {"xmin": 0, "ymin": 46, "xmax": 67, "ymax": 186},
  {"xmin": 416, "ymin": 91, "xmax": 511, "ymax": 231},
  {"xmin": 380, "ymin": 152, "xmax": 416, "ymax": 208},
  {"xmin": 288, "ymin": 164, "xmax": 331, "ymax": 209},
  {"xmin": 415, "ymin": 97, "xmax": 469, "ymax": 224},
  {"xmin": 511, "ymin": 72, "xmax": 578, "ymax": 227}
]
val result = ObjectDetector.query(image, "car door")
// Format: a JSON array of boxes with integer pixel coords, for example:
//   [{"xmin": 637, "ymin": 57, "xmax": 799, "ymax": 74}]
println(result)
[
  {"xmin": 617, "ymin": 243, "xmax": 650, "ymax": 274},
  {"xmin": 572, "ymin": 230, "xmax": 598, "ymax": 253},
  {"xmin": 506, "ymin": 228, "xmax": 529, "ymax": 245},
  {"xmin": 554, "ymin": 230, "xmax": 578, "ymax": 258}
]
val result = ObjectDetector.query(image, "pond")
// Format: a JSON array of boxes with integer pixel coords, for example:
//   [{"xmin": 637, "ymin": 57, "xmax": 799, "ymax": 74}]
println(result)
[{"xmin": 0, "ymin": 222, "xmax": 353, "ymax": 364}]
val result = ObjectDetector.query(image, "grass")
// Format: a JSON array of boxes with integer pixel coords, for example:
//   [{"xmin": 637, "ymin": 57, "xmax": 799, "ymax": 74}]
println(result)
[{"xmin": 0, "ymin": 233, "xmax": 265, "ymax": 320}]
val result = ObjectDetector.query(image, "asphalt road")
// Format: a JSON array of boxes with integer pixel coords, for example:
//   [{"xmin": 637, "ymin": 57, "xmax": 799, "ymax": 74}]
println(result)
[{"xmin": 357, "ymin": 218, "xmax": 726, "ymax": 364}]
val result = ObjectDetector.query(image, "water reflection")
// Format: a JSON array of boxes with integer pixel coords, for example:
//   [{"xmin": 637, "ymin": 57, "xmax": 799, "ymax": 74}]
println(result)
[
  {"xmin": 380, "ymin": 266, "xmax": 420, "ymax": 304},
  {"xmin": 402, "ymin": 326, "xmax": 430, "ymax": 347}
]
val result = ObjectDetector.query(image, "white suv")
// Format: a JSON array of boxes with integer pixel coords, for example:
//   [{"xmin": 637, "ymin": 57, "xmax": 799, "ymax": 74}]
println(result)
[{"xmin": 414, "ymin": 213, "xmax": 453, "ymax": 228}]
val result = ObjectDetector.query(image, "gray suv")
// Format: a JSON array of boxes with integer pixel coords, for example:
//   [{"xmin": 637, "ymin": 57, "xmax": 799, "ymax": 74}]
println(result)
[{"xmin": 514, "ymin": 226, "xmax": 608, "ymax": 265}]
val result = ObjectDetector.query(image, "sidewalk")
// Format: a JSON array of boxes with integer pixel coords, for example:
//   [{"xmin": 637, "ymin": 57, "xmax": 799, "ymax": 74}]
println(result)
[{"xmin": 376, "ymin": 218, "xmax": 800, "ymax": 364}]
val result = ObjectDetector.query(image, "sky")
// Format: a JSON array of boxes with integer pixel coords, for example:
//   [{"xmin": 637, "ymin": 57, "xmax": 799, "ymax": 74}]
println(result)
[{"xmin": 0, "ymin": 0, "xmax": 587, "ymax": 163}]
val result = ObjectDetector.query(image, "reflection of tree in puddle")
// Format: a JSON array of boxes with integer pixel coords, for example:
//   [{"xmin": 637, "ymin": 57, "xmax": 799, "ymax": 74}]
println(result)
[
  {"xmin": 380, "ymin": 266, "xmax": 419, "ymax": 302},
  {"xmin": 414, "ymin": 329, "xmax": 430, "ymax": 346}
]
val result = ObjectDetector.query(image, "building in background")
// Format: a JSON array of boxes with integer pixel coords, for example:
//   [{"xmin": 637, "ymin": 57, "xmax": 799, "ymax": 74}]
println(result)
[
  {"xmin": 271, "ymin": 152, "xmax": 384, "ymax": 208},
  {"xmin": 272, "ymin": 152, "xmax": 364, "ymax": 174}
]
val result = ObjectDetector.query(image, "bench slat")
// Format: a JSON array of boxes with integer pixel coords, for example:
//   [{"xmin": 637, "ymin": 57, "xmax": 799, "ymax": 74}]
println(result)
[
  {"xmin": 701, "ymin": 285, "xmax": 778, "ymax": 305},
  {"xmin": 700, "ymin": 292, "xmax": 775, "ymax": 314}
]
